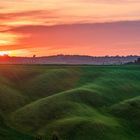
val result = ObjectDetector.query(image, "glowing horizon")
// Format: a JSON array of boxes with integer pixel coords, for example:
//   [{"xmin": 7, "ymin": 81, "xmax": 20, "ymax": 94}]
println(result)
[{"xmin": 0, "ymin": 0, "xmax": 140, "ymax": 56}]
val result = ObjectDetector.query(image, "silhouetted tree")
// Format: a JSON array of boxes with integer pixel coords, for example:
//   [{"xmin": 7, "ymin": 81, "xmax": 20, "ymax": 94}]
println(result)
[
  {"xmin": 127, "ymin": 58, "xmax": 140, "ymax": 65},
  {"xmin": 33, "ymin": 55, "xmax": 36, "ymax": 58},
  {"xmin": 136, "ymin": 58, "xmax": 140, "ymax": 64}
]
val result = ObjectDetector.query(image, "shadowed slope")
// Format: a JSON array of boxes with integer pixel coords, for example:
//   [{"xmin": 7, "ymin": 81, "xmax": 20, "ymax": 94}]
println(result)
[
  {"xmin": 110, "ymin": 96, "xmax": 140, "ymax": 128},
  {"xmin": 10, "ymin": 87, "xmax": 138, "ymax": 140}
]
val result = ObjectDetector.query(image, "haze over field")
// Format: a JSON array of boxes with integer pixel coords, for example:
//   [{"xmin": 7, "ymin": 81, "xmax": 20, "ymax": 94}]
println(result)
[
  {"xmin": 0, "ymin": 55, "xmax": 139, "ymax": 65},
  {"xmin": 0, "ymin": 0, "xmax": 140, "ymax": 56}
]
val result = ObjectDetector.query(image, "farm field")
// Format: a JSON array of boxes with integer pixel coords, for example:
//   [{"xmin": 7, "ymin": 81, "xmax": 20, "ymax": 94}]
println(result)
[{"xmin": 0, "ymin": 65, "xmax": 140, "ymax": 140}]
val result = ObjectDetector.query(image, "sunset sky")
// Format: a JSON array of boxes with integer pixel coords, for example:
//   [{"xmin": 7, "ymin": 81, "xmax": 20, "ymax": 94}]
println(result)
[{"xmin": 0, "ymin": 0, "xmax": 140, "ymax": 56}]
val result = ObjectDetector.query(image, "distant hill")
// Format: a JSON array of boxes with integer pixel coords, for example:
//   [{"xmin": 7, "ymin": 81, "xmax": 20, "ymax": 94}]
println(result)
[{"xmin": 0, "ymin": 55, "xmax": 139, "ymax": 65}]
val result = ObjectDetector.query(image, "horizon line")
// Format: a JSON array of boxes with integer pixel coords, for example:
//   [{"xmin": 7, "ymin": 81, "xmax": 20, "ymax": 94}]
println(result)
[{"xmin": 2, "ymin": 54, "xmax": 140, "ymax": 58}]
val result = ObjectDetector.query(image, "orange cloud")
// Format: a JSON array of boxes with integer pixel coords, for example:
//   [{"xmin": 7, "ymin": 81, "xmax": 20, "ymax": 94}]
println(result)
[
  {"xmin": 1, "ymin": 21, "xmax": 139, "ymax": 56},
  {"xmin": 1, "ymin": 0, "xmax": 140, "ymax": 26},
  {"xmin": 0, "ymin": 0, "xmax": 140, "ymax": 56},
  {"xmin": 0, "ymin": 10, "xmax": 58, "ymax": 27}
]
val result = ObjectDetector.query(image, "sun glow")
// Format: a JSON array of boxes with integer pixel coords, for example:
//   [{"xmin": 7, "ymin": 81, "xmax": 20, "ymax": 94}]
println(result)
[{"xmin": 0, "ymin": 51, "xmax": 11, "ymax": 56}]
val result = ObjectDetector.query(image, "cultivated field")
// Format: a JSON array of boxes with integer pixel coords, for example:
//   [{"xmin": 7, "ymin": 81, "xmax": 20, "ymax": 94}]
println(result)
[{"xmin": 0, "ymin": 65, "xmax": 140, "ymax": 140}]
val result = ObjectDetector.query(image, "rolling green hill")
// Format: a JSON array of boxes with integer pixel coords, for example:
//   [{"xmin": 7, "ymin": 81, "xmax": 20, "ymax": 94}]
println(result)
[{"xmin": 0, "ymin": 65, "xmax": 140, "ymax": 140}]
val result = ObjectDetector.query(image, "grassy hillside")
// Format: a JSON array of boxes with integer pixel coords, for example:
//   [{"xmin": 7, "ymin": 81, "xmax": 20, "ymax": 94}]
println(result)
[{"xmin": 0, "ymin": 65, "xmax": 140, "ymax": 140}]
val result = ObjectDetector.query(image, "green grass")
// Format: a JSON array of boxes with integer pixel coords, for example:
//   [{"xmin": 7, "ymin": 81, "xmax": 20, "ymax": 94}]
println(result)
[{"xmin": 0, "ymin": 65, "xmax": 140, "ymax": 140}]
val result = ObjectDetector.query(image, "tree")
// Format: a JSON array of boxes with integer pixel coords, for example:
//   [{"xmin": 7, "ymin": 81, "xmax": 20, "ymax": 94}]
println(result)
[
  {"xmin": 136, "ymin": 58, "xmax": 140, "ymax": 64},
  {"xmin": 33, "ymin": 55, "xmax": 36, "ymax": 58}
]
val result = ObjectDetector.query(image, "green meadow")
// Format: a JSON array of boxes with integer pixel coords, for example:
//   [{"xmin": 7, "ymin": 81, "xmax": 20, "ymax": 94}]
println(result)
[{"xmin": 0, "ymin": 65, "xmax": 140, "ymax": 140}]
